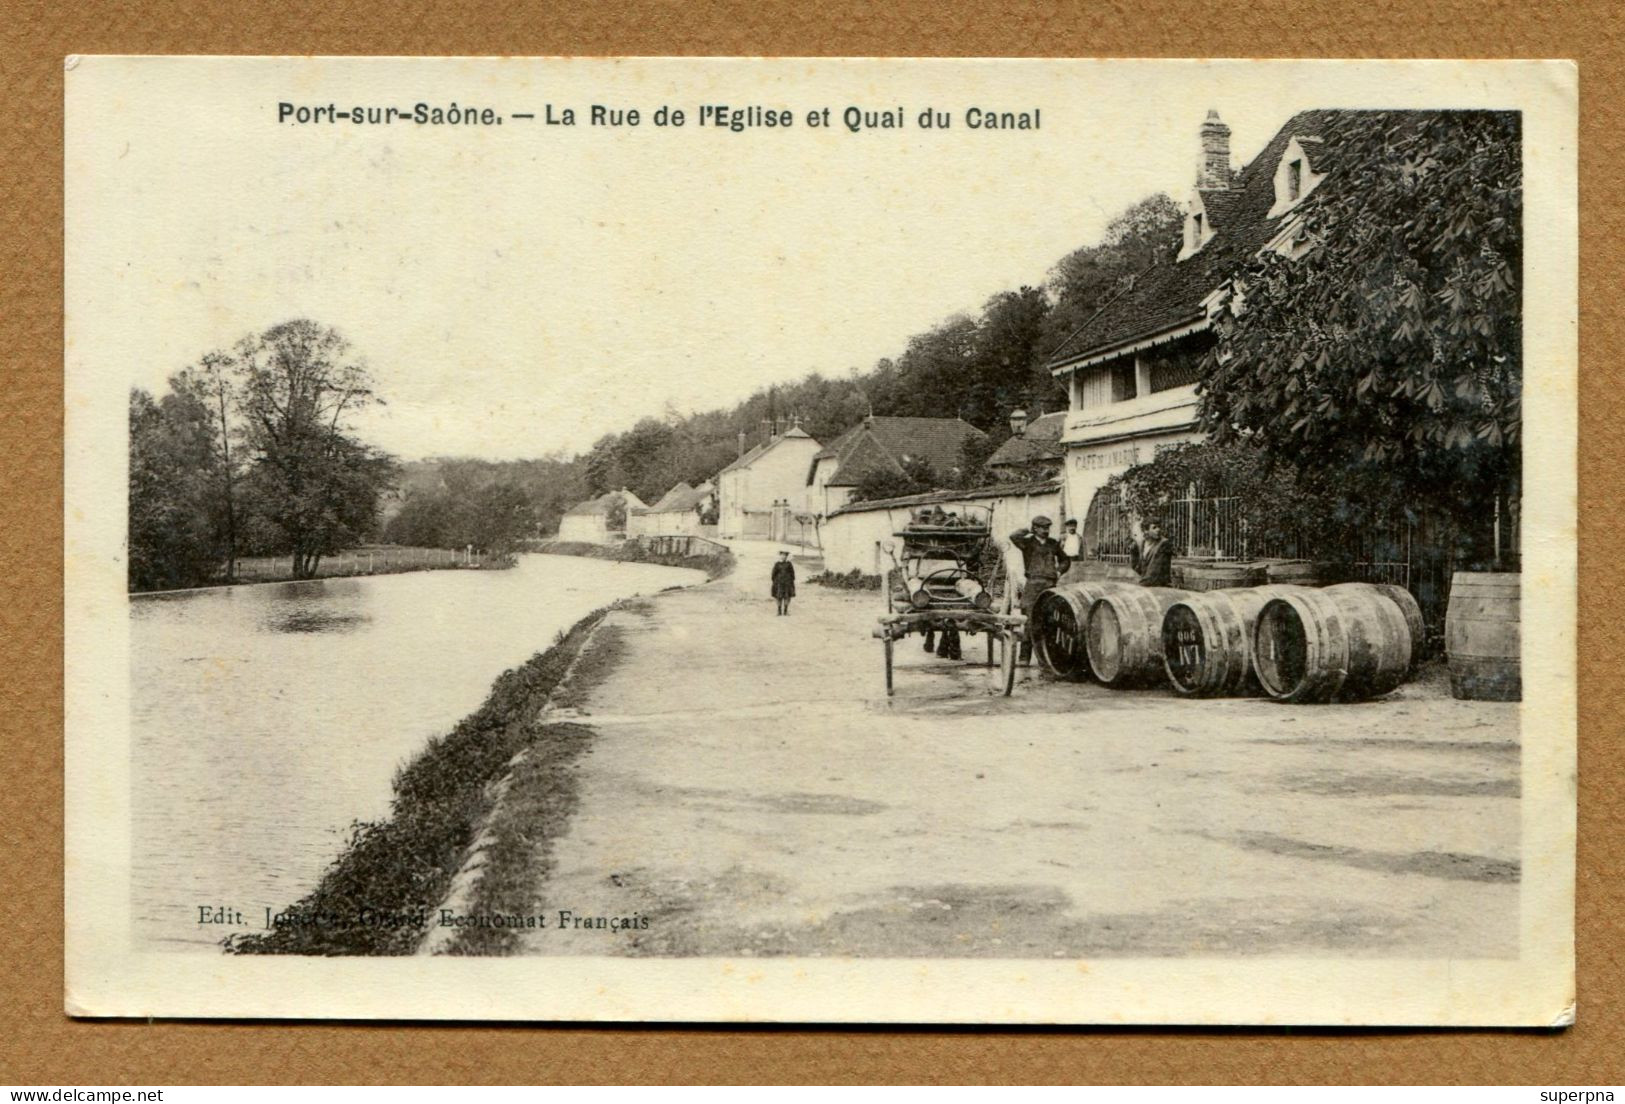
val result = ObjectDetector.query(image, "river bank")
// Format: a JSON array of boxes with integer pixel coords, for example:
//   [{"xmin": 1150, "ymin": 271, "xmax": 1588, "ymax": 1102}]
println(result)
[
  {"xmin": 224, "ymin": 602, "xmax": 618, "ymax": 955},
  {"xmin": 536, "ymin": 538, "xmax": 734, "ymax": 580},
  {"xmin": 216, "ymin": 549, "xmax": 727, "ymax": 956},
  {"xmin": 131, "ymin": 545, "xmax": 505, "ymax": 597}
]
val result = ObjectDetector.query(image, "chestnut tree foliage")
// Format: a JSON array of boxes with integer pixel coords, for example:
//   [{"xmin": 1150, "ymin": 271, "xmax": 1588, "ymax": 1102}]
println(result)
[{"xmin": 1199, "ymin": 111, "xmax": 1522, "ymax": 523}]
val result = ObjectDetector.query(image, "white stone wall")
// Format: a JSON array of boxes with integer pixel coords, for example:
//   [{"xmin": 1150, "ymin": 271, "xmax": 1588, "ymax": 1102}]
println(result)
[
  {"xmin": 820, "ymin": 486, "xmax": 1062, "ymax": 578},
  {"xmin": 557, "ymin": 513, "xmax": 610, "ymax": 544}
]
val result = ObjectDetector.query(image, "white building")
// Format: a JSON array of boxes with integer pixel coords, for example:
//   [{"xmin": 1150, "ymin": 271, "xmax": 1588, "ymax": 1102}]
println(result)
[
  {"xmin": 716, "ymin": 427, "xmax": 822, "ymax": 539},
  {"xmin": 557, "ymin": 488, "xmax": 646, "ymax": 544},
  {"xmin": 629, "ymin": 481, "xmax": 716, "ymax": 537}
]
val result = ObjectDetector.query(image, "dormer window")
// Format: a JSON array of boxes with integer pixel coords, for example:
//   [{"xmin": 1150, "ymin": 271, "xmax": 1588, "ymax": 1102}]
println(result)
[
  {"xmin": 1268, "ymin": 137, "xmax": 1326, "ymax": 218},
  {"xmin": 1180, "ymin": 194, "xmax": 1214, "ymax": 260}
]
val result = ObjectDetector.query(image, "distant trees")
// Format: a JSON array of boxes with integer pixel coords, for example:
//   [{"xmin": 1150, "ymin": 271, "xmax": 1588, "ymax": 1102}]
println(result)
[
  {"xmin": 232, "ymin": 321, "xmax": 396, "ymax": 578},
  {"xmin": 127, "ymin": 320, "xmax": 398, "ymax": 590},
  {"xmin": 552, "ymin": 192, "xmax": 1183, "ymax": 511},
  {"xmin": 385, "ymin": 475, "xmax": 535, "ymax": 556}
]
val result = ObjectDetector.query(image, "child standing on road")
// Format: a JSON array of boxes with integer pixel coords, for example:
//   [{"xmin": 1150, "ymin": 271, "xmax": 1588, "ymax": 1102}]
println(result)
[{"xmin": 771, "ymin": 550, "xmax": 796, "ymax": 616}]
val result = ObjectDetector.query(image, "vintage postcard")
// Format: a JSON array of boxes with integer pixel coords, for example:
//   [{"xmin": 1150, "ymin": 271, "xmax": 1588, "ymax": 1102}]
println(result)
[{"xmin": 65, "ymin": 56, "xmax": 1576, "ymax": 1023}]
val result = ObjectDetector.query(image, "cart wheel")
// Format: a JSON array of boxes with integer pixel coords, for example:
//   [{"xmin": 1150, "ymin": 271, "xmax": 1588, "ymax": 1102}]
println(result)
[
  {"xmin": 999, "ymin": 630, "xmax": 1017, "ymax": 696},
  {"xmin": 884, "ymin": 636, "xmax": 895, "ymax": 696}
]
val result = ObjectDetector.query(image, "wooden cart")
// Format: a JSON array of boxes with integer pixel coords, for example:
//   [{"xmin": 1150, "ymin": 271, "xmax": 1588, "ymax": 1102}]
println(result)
[{"xmin": 871, "ymin": 504, "xmax": 1024, "ymax": 696}]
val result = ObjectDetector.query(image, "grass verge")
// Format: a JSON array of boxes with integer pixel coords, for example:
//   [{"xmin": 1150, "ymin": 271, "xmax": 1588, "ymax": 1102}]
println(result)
[
  {"xmin": 224, "ymin": 608, "xmax": 612, "ymax": 956},
  {"xmin": 441, "ymin": 622, "xmax": 632, "ymax": 955},
  {"xmin": 808, "ymin": 568, "xmax": 882, "ymax": 590}
]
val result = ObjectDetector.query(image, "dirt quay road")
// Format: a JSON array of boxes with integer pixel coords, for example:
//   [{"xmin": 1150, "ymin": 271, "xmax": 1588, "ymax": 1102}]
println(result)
[{"xmin": 518, "ymin": 540, "xmax": 1520, "ymax": 958}]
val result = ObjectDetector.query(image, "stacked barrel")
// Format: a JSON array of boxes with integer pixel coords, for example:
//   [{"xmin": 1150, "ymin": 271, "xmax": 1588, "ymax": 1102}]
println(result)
[{"xmin": 1032, "ymin": 577, "xmax": 1428, "ymax": 703}]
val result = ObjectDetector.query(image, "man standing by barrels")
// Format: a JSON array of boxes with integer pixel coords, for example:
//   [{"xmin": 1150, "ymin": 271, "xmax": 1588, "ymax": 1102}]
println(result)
[
  {"xmin": 1060, "ymin": 518, "xmax": 1083, "ymax": 559},
  {"xmin": 1133, "ymin": 519, "xmax": 1173, "ymax": 587},
  {"xmin": 1010, "ymin": 515, "xmax": 1070, "ymax": 662}
]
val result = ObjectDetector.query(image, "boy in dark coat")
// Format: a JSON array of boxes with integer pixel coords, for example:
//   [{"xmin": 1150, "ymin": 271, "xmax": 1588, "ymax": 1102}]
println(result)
[
  {"xmin": 771, "ymin": 550, "xmax": 796, "ymax": 615},
  {"xmin": 1133, "ymin": 520, "xmax": 1173, "ymax": 587}
]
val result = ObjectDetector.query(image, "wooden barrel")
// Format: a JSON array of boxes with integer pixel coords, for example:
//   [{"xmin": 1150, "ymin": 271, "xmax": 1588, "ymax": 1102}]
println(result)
[
  {"xmin": 1086, "ymin": 587, "xmax": 1190, "ymax": 687},
  {"xmin": 1032, "ymin": 581, "xmax": 1128, "ymax": 680},
  {"xmin": 1369, "ymin": 583, "xmax": 1427, "ymax": 673},
  {"xmin": 1253, "ymin": 584, "xmax": 1412, "ymax": 703},
  {"xmin": 1161, "ymin": 585, "xmax": 1302, "ymax": 697},
  {"xmin": 1265, "ymin": 559, "xmax": 1322, "ymax": 586},
  {"xmin": 1445, "ymin": 572, "xmax": 1520, "ymax": 701},
  {"xmin": 1057, "ymin": 560, "xmax": 1139, "ymax": 586},
  {"xmin": 1180, "ymin": 561, "xmax": 1267, "ymax": 592}
]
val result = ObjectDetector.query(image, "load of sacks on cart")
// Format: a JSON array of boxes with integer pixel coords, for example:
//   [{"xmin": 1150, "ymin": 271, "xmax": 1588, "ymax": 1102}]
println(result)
[{"xmin": 1030, "ymin": 578, "xmax": 1430, "ymax": 705}]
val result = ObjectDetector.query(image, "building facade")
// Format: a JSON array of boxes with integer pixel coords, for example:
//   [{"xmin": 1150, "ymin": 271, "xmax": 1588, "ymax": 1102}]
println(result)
[{"xmin": 716, "ymin": 427, "xmax": 823, "ymax": 539}]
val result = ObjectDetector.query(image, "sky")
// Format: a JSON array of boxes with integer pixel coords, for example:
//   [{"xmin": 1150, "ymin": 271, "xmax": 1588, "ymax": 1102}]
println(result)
[{"xmin": 67, "ymin": 58, "xmax": 1530, "ymax": 462}]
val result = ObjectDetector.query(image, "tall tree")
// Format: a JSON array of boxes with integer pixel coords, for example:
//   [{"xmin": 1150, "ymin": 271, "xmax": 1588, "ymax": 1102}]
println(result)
[
  {"xmin": 171, "ymin": 351, "xmax": 242, "ymax": 579},
  {"xmin": 233, "ymin": 320, "xmax": 397, "ymax": 578},
  {"xmin": 962, "ymin": 286, "xmax": 1052, "ymax": 428}
]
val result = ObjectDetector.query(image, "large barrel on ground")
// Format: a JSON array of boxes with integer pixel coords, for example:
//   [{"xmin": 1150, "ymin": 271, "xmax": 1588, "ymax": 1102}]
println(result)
[
  {"xmin": 1032, "ymin": 580, "xmax": 1130, "ymax": 680},
  {"xmin": 1370, "ymin": 582, "xmax": 1427, "ymax": 673},
  {"xmin": 1161, "ymin": 585, "xmax": 1303, "ymax": 697},
  {"xmin": 1252, "ymin": 584, "xmax": 1412, "ymax": 703},
  {"xmin": 1086, "ymin": 587, "xmax": 1191, "ymax": 687},
  {"xmin": 1445, "ymin": 572, "xmax": 1521, "ymax": 701}
]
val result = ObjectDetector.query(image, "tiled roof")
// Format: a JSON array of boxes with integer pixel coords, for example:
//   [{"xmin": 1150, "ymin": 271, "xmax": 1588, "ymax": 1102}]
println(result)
[
  {"xmin": 646, "ymin": 482, "xmax": 713, "ymax": 514},
  {"xmin": 814, "ymin": 416, "xmax": 988, "ymax": 487},
  {"xmin": 1199, "ymin": 188, "xmax": 1244, "ymax": 230},
  {"xmin": 985, "ymin": 412, "xmax": 1066, "ymax": 469},
  {"xmin": 718, "ymin": 441, "xmax": 769, "ymax": 475},
  {"xmin": 829, "ymin": 477, "xmax": 1061, "ymax": 517},
  {"xmin": 717, "ymin": 428, "xmax": 819, "ymax": 475},
  {"xmin": 1048, "ymin": 109, "xmax": 1427, "ymax": 368},
  {"xmin": 563, "ymin": 489, "xmax": 647, "ymax": 516},
  {"xmin": 632, "ymin": 481, "xmax": 693, "ymax": 515}
]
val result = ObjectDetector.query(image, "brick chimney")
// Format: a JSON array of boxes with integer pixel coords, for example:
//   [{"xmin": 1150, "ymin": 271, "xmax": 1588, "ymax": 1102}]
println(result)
[
  {"xmin": 1008, "ymin": 408, "xmax": 1029, "ymax": 436},
  {"xmin": 1198, "ymin": 109, "xmax": 1232, "ymax": 190},
  {"xmin": 737, "ymin": 430, "xmax": 747, "ymax": 457}
]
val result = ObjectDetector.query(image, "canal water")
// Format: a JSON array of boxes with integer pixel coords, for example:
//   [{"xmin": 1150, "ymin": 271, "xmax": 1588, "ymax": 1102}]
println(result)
[{"xmin": 130, "ymin": 553, "xmax": 704, "ymax": 950}]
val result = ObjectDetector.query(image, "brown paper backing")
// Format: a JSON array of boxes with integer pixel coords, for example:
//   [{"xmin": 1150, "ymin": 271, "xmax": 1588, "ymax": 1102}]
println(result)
[{"xmin": 2, "ymin": 0, "xmax": 1616, "ymax": 1086}]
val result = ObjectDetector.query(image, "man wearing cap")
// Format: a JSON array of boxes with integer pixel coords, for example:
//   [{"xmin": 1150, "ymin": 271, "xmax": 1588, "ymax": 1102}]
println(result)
[{"xmin": 1009, "ymin": 515, "xmax": 1071, "ymax": 662}]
